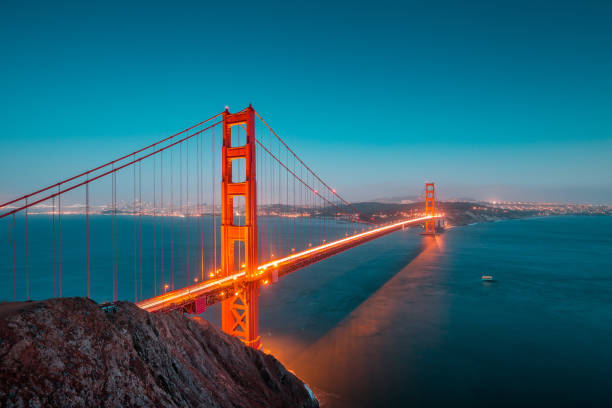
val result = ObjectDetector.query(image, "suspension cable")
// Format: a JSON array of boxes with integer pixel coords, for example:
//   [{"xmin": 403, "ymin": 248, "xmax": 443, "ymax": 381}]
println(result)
[
  {"xmin": 254, "ymin": 110, "xmax": 357, "ymax": 213},
  {"xmin": 0, "ymin": 121, "xmax": 222, "ymax": 219},
  {"xmin": 0, "ymin": 113, "xmax": 223, "ymax": 211}
]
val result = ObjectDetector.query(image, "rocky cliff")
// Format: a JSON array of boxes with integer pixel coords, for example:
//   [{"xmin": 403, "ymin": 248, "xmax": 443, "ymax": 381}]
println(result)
[{"xmin": 0, "ymin": 298, "xmax": 318, "ymax": 408}]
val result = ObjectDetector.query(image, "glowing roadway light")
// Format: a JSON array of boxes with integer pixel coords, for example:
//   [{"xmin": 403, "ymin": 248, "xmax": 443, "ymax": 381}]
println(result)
[
  {"xmin": 256, "ymin": 216, "xmax": 438, "ymax": 272},
  {"xmin": 137, "ymin": 271, "xmax": 247, "ymax": 311},
  {"xmin": 138, "ymin": 216, "xmax": 440, "ymax": 313}
]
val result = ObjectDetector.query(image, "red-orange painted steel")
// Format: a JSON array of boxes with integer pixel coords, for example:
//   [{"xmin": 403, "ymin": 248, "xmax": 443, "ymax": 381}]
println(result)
[
  {"xmin": 136, "ymin": 215, "xmax": 443, "ymax": 314},
  {"xmin": 423, "ymin": 183, "xmax": 436, "ymax": 235},
  {"xmin": 0, "ymin": 113, "xmax": 222, "ymax": 212},
  {"xmin": 131, "ymin": 108, "xmax": 443, "ymax": 349},
  {"xmin": 0, "ymin": 121, "xmax": 222, "ymax": 219},
  {"xmin": 220, "ymin": 106, "xmax": 261, "ymax": 349}
]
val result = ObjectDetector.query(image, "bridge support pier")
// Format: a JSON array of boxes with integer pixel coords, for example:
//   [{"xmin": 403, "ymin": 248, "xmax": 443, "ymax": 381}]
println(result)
[
  {"xmin": 220, "ymin": 105, "xmax": 261, "ymax": 349},
  {"xmin": 422, "ymin": 182, "xmax": 436, "ymax": 236}
]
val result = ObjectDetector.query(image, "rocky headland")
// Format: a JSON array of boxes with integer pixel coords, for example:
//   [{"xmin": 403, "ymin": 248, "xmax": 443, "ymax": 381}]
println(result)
[{"xmin": 0, "ymin": 298, "xmax": 318, "ymax": 408}]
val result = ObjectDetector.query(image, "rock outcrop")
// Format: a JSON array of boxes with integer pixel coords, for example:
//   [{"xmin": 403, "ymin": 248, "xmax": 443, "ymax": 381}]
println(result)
[{"xmin": 0, "ymin": 298, "xmax": 318, "ymax": 408}]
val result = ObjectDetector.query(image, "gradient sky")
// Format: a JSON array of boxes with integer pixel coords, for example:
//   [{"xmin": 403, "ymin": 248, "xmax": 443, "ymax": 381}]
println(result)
[{"xmin": 1, "ymin": 0, "xmax": 611, "ymax": 203}]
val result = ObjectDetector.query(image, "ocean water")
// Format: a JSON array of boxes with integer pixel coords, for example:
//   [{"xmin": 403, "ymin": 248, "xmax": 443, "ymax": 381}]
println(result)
[
  {"xmin": 240, "ymin": 216, "xmax": 611, "ymax": 407},
  {"xmin": 0, "ymin": 215, "xmax": 360, "ymax": 303},
  {"xmin": 3, "ymin": 215, "xmax": 612, "ymax": 407}
]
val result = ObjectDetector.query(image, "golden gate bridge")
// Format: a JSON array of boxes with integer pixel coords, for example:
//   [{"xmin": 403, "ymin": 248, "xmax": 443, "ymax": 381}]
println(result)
[{"xmin": 0, "ymin": 105, "xmax": 442, "ymax": 349}]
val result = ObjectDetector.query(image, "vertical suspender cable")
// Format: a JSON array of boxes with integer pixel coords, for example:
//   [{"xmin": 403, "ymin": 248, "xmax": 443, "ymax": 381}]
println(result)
[
  {"xmin": 112, "ymin": 167, "xmax": 116, "ymax": 301},
  {"xmin": 153, "ymin": 155, "xmax": 157, "ymax": 296},
  {"xmin": 139, "ymin": 161, "xmax": 142, "ymax": 300},
  {"xmin": 267, "ymin": 129, "xmax": 270, "ymax": 258},
  {"xmin": 115, "ymin": 168, "xmax": 118, "ymax": 301},
  {"xmin": 345, "ymin": 191, "xmax": 348, "ymax": 237},
  {"xmin": 212, "ymin": 126, "xmax": 217, "ymax": 275},
  {"xmin": 293, "ymin": 157, "xmax": 297, "ymax": 251},
  {"xmin": 268, "ymin": 131, "xmax": 271, "ymax": 258},
  {"xmin": 320, "ymin": 183, "xmax": 323, "ymax": 244},
  {"xmin": 266, "ymin": 130, "xmax": 269, "ymax": 259},
  {"xmin": 333, "ymin": 194, "xmax": 337, "ymax": 240},
  {"xmin": 13, "ymin": 215, "xmax": 16, "ymax": 300},
  {"xmin": 86, "ymin": 177, "xmax": 90, "ymax": 298},
  {"xmin": 276, "ymin": 142, "xmax": 282, "ymax": 257},
  {"xmin": 257, "ymin": 126, "xmax": 260, "ymax": 259},
  {"xmin": 255, "ymin": 127, "xmax": 258, "ymax": 259},
  {"xmin": 278, "ymin": 138, "xmax": 281, "ymax": 255},
  {"xmin": 111, "ymin": 170, "xmax": 113, "ymax": 301},
  {"xmin": 272, "ymin": 131, "xmax": 274, "ymax": 255},
  {"xmin": 186, "ymin": 139, "xmax": 190, "ymax": 285},
  {"xmin": 257, "ymin": 127, "xmax": 260, "ymax": 259},
  {"xmin": 52, "ymin": 197, "xmax": 56, "ymax": 297},
  {"xmin": 270, "ymin": 132, "xmax": 274, "ymax": 258},
  {"xmin": 180, "ymin": 143, "xmax": 183, "ymax": 286},
  {"xmin": 201, "ymin": 131, "xmax": 204, "ymax": 280},
  {"xmin": 324, "ymin": 185, "xmax": 327, "ymax": 243},
  {"xmin": 161, "ymin": 151, "xmax": 164, "ymax": 290},
  {"xmin": 196, "ymin": 132, "xmax": 199, "ymax": 279},
  {"xmin": 285, "ymin": 148, "xmax": 288, "ymax": 254},
  {"xmin": 25, "ymin": 198, "xmax": 29, "ymax": 300},
  {"xmin": 133, "ymin": 154, "xmax": 137, "ymax": 302},
  {"xmin": 300, "ymin": 164, "xmax": 303, "ymax": 251},
  {"xmin": 58, "ymin": 187, "xmax": 62, "ymax": 297},
  {"xmin": 171, "ymin": 150, "xmax": 174, "ymax": 290}
]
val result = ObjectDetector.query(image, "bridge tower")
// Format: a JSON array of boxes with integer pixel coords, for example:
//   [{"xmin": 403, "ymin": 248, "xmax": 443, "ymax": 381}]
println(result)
[
  {"xmin": 423, "ymin": 182, "xmax": 436, "ymax": 235},
  {"xmin": 220, "ymin": 105, "xmax": 261, "ymax": 349}
]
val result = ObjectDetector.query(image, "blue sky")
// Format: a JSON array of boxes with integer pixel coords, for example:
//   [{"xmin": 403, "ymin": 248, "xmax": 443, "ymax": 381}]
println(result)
[{"xmin": 1, "ymin": 0, "xmax": 611, "ymax": 203}]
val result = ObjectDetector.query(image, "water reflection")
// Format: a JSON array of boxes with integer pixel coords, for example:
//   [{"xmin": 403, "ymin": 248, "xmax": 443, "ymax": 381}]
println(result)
[
  {"xmin": 208, "ymin": 218, "xmax": 612, "ymax": 407},
  {"xmin": 264, "ymin": 234, "xmax": 447, "ymax": 407}
]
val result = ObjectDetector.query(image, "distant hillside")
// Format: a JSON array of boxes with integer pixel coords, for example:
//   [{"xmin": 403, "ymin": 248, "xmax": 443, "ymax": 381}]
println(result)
[
  {"xmin": 349, "ymin": 201, "xmax": 611, "ymax": 226},
  {"xmin": 368, "ymin": 195, "xmax": 420, "ymax": 203},
  {"xmin": 349, "ymin": 201, "xmax": 538, "ymax": 225}
]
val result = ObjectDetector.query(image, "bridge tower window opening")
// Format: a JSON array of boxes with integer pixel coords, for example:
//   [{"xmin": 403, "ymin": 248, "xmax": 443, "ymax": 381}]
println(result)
[
  {"xmin": 422, "ymin": 182, "xmax": 436, "ymax": 235},
  {"xmin": 221, "ymin": 105, "xmax": 261, "ymax": 349}
]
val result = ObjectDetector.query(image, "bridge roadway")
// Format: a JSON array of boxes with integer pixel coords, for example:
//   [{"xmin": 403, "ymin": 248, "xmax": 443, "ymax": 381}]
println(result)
[{"xmin": 136, "ymin": 215, "xmax": 441, "ymax": 314}]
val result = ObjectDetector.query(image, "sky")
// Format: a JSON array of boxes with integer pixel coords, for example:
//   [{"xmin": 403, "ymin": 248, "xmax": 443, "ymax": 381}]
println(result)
[{"xmin": 1, "ymin": 0, "xmax": 611, "ymax": 204}]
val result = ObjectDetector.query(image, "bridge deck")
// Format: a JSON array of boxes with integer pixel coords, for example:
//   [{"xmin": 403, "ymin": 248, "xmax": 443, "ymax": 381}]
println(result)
[{"xmin": 136, "ymin": 215, "xmax": 441, "ymax": 314}]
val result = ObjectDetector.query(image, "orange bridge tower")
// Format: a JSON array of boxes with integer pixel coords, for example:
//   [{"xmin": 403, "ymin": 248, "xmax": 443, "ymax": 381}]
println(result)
[
  {"xmin": 220, "ymin": 105, "xmax": 261, "ymax": 349},
  {"xmin": 423, "ymin": 182, "xmax": 436, "ymax": 235}
]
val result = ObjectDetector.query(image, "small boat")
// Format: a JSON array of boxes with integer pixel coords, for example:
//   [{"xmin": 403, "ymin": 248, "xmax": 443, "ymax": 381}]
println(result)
[{"xmin": 481, "ymin": 275, "xmax": 494, "ymax": 281}]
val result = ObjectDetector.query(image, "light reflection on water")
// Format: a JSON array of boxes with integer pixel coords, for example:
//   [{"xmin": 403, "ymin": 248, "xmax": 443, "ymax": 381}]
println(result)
[
  {"xmin": 263, "ymin": 235, "xmax": 447, "ymax": 407},
  {"xmin": 12, "ymin": 215, "xmax": 611, "ymax": 407},
  {"xmin": 209, "ymin": 217, "xmax": 612, "ymax": 408}
]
